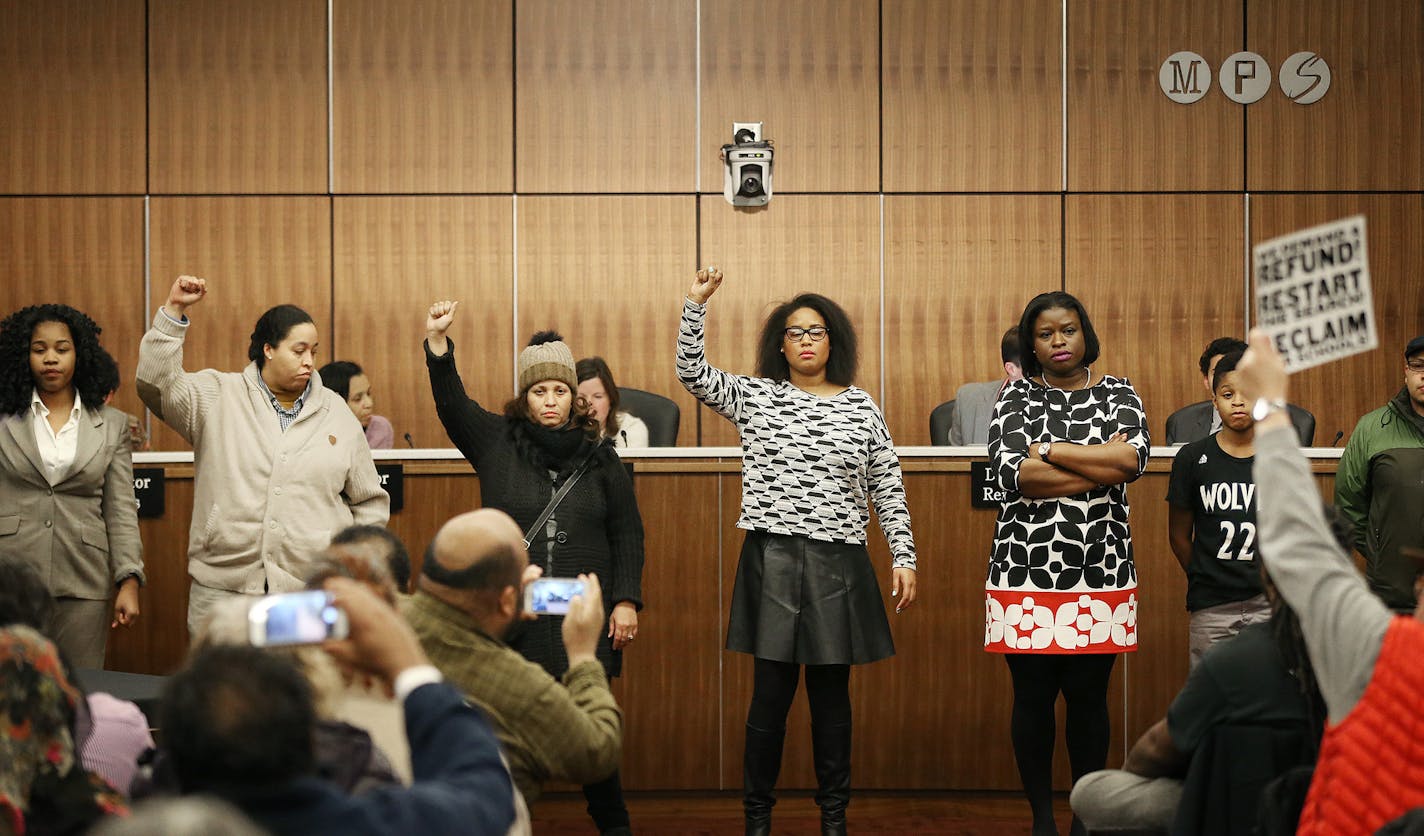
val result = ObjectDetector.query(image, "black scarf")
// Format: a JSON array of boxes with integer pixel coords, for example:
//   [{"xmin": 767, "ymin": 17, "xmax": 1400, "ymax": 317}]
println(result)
[{"xmin": 508, "ymin": 419, "xmax": 603, "ymax": 481}]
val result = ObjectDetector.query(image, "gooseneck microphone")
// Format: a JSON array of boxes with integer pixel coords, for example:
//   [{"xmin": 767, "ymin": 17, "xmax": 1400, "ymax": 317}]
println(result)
[
  {"xmin": 404, "ymin": 433, "xmax": 415, "ymax": 449},
  {"xmin": 1332, "ymin": 430, "xmax": 1344, "ymax": 446}
]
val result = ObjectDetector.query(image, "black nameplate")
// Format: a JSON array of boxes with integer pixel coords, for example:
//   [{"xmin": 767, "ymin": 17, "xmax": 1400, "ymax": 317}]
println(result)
[
  {"xmin": 970, "ymin": 461, "xmax": 1007, "ymax": 509},
  {"xmin": 133, "ymin": 468, "xmax": 165, "ymax": 519},
  {"xmin": 376, "ymin": 464, "xmax": 404, "ymax": 514}
]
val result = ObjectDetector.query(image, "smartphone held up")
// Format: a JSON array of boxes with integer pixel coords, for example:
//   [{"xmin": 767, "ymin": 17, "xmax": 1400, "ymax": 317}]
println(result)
[
  {"xmin": 248, "ymin": 590, "xmax": 350, "ymax": 647},
  {"xmin": 524, "ymin": 577, "xmax": 586, "ymax": 616}
]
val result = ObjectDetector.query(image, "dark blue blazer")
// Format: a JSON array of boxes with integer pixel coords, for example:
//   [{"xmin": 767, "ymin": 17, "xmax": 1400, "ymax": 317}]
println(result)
[{"xmin": 220, "ymin": 682, "xmax": 516, "ymax": 835}]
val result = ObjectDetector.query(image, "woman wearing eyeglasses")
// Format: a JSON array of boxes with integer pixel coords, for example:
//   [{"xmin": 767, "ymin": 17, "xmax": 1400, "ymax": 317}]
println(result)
[{"xmin": 677, "ymin": 268, "xmax": 917, "ymax": 836}]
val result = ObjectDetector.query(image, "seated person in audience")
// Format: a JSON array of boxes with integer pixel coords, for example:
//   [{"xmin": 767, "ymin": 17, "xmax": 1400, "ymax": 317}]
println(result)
[
  {"xmin": 0, "ymin": 558, "xmax": 153, "ymax": 799},
  {"xmin": 1167, "ymin": 351, "xmax": 1270, "ymax": 667},
  {"xmin": 948, "ymin": 327, "xmax": 1022, "ymax": 445},
  {"xmin": 0, "ymin": 624, "xmax": 129, "ymax": 832},
  {"xmin": 1237, "ymin": 330, "xmax": 1424, "ymax": 834},
  {"xmin": 329, "ymin": 524, "xmax": 413, "ymax": 596},
  {"xmin": 577, "ymin": 357, "xmax": 650, "ymax": 448},
  {"xmin": 1166, "ymin": 337, "xmax": 1315, "ymax": 445},
  {"xmin": 318, "ymin": 360, "xmax": 396, "ymax": 450},
  {"xmin": 1070, "ymin": 549, "xmax": 1326, "ymax": 833},
  {"xmin": 157, "ymin": 578, "xmax": 516, "ymax": 835},
  {"xmin": 401, "ymin": 508, "xmax": 623, "ymax": 804}
]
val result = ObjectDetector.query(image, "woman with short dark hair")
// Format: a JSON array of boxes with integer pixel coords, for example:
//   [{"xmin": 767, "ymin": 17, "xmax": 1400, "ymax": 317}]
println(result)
[
  {"xmin": 986, "ymin": 290, "xmax": 1149, "ymax": 836},
  {"xmin": 137, "ymin": 276, "xmax": 389, "ymax": 633},
  {"xmin": 677, "ymin": 268, "xmax": 917, "ymax": 836},
  {"xmin": 0, "ymin": 303, "xmax": 144, "ymax": 668},
  {"xmin": 318, "ymin": 360, "xmax": 395, "ymax": 449},
  {"xmin": 422, "ymin": 300, "xmax": 645, "ymax": 835}
]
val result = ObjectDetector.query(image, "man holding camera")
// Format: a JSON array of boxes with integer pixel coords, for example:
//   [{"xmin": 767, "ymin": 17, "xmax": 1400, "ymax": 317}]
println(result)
[
  {"xmin": 401, "ymin": 509, "xmax": 624, "ymax": 807},
  {"xmin": 159, "ymin": 577, "xmax": 516, "ymax": 835}
]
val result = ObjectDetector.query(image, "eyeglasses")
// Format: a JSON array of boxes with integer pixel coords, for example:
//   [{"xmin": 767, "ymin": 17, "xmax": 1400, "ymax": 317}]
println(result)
[
  {"xmin": 1408, "ymin": 359, "xmax": 1424, "ymax": 372},
  {"xmin": 783, "ymin": 326, "xmax": 829, "ymax": 342}
]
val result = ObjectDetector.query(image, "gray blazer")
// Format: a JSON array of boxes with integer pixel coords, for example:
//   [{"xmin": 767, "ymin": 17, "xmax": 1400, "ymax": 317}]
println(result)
[
  {"xmin": 949, "ymin": 379, "xmax": 1006, "ymax": 446},
  {"xmin": 0, "ymin": 405, "xmax": 144, "ymax": 600},
  {"xmin": 1164, "ymin": 400, "xmax": 1317, "ymax": 447}
]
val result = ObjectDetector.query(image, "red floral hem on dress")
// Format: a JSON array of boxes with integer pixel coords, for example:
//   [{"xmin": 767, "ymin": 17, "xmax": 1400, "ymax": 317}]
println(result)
[{"xmin": 984, "ymin": 589, "xmax": 1138, "ymax": 654}]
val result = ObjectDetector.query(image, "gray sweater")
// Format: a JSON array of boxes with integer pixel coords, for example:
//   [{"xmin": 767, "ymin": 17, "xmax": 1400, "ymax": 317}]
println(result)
[{"xmin": 1254, "ymin": 426, "xmax": 1391, "ymax": 724}]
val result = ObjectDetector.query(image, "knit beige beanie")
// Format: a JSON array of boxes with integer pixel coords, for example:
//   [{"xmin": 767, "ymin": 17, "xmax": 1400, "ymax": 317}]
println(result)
[{"xmin": 517, "ymin": 331, "xmax": 577, "ymax": 392}]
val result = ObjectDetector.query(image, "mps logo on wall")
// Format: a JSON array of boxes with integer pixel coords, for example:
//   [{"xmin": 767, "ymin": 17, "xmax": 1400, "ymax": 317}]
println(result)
[{"xmin": 1159, "ymin": 51, "xmax": 1331, "ymax": 105}]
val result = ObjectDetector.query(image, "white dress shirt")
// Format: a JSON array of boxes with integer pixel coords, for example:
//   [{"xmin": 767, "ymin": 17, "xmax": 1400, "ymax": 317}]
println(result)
[{"xmin": 31, "ymin": 389, "xmax": 83, "ymax": 485}]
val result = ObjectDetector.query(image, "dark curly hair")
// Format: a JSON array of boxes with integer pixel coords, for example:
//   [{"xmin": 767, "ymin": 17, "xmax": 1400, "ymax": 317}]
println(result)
[
  {"xmin": 0, "ymin": 304, "xmax": 120, "ymax": 416},
  {"xmin": 755, "ymin": 293, "xmax": 858, "ymax": 385}
]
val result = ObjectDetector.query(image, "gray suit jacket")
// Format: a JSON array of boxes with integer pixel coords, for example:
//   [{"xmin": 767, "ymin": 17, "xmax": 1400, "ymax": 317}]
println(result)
[
  {"xmin": 1164, "ymin": 400, "xmax": 1317, "ymax": 447},
  {"xmin": 949, "ymin": 379, "xmax": 1006, "ymax": 446},
  {"xmin": 0, "ymin": 405, "xmax": 144, "ymax": 599}
]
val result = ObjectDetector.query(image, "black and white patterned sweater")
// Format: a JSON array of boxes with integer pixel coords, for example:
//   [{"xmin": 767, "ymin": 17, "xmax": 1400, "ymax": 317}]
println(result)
[{"xmin": 676, "ymin": 298, "xmax": 916, "ymax": 570}]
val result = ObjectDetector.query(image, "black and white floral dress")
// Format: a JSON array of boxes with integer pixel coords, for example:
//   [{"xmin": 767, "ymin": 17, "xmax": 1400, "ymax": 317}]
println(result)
[{"xmin": 983, "ymin": 375, "xmax": 1149, "ymax": 655}]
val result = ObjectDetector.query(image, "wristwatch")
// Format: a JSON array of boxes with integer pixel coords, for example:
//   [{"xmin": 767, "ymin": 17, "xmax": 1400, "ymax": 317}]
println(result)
[
  {"xmin": 1037, "ymin": 442, "xmax": 1052, "ymax": 461},
  {"xmin": 1251, "ymin": 397, "xmax": 1288, "ymax": 421}
]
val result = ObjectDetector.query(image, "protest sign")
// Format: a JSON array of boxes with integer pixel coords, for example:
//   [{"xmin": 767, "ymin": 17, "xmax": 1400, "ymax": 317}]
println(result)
[{"xmin": 1253, "ymin": 215, "xmax": 1376, "ymax": 371}]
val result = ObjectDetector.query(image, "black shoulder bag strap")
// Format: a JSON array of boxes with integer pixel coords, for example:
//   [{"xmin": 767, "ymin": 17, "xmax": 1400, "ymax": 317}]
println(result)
[{"xmin": 522, "ymin": 452, "xmax": 597, "ymax": 549}]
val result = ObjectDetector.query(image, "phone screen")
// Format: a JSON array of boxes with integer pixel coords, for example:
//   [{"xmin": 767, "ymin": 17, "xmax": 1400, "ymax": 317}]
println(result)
[
  {"xmin": 527, "ymin": 578, "xmax": 586, "ymax": 616},
  {"xmin": 250, "ymin": 591, "xmax": 347, "ymax": 646}
]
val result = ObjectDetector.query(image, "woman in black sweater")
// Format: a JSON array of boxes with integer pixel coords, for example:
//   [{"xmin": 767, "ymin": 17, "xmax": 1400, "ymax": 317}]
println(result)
[{"xmin": 422, "ymin": 300, "xmax": 644, "ymax": 835}]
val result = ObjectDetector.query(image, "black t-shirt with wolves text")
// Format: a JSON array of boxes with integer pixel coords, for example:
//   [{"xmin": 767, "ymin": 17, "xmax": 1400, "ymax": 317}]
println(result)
[{"xmin": 1167, "ymin": 434, "xmax": 1265, "ymax": 611}]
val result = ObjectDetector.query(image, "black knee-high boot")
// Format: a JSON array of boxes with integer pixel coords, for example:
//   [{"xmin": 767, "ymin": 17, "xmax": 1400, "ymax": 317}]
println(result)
[
  {"xmin": 812, "ymin": 721, "xmax": 852, "ymax": 835},
  {"xmin": 743, "ymin": 723, "xmax": 785, "ymax": 836}
]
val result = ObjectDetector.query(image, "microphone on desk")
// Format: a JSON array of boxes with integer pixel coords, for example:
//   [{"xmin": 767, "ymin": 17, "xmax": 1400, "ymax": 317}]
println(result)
[
  {"xmin": 404, "ymin": 432, "xmax": 415, "ymax": 449},
  {"xmin": 1331, "ymin": 430, "xmax": 1344, "ymax": 446}
]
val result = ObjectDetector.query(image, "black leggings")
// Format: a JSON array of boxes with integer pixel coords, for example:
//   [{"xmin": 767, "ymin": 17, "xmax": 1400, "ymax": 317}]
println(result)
[
  {"xmin": 747, "ymin": 657, "xmax": 851, "ymax": 730},
  {"xmin": 1005, "ymin": 653, "xmax": 1117, "ymax": 832}
]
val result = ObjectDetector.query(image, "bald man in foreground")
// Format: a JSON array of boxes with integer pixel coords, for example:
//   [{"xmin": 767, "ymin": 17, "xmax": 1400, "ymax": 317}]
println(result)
[{"xmin": 400, "ymin": 509, "xmax": 623, "ymax": 807}]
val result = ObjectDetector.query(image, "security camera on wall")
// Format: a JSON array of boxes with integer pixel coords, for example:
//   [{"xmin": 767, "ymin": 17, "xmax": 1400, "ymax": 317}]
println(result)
[{"xmin": 722, "ymin": 122, "xmax": 773, "ymax": 207}]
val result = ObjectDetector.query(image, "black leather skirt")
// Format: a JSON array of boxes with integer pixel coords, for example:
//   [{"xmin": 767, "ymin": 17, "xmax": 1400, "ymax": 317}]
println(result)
[{"xmin": 726, "ymin": 531, "xmax": 895, "ymax": 666}]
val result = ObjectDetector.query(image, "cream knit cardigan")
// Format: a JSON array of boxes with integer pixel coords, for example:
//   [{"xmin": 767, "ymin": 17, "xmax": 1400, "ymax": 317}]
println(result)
[{"xmin": 137, "ymin": 310, "xmax": 389, "ymax": 594}]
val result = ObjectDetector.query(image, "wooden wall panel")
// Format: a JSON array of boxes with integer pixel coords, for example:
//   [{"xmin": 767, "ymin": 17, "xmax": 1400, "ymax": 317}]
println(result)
[
  {"xmin": 1065, "ymin": 195, "xmax": 1246, "ymax": 446},
  {"xmin": 883, "ymin": 0, "xmax": 1061, "ymax": 192},
  {"xmin": 147, "ymin": 197, "xmax": 333, "ymax": 451},
  {"xmin": 882, "ymin": 196, "xmax": 1062, "ymax": 445},
  {"xmin": 333, "ymin": 0, "xmax": 513, "ymax": 194},
  {"xmin": 106, "ymin": 479, "xmax": 193, "ymax": 675},
  {"xmin": 332, "ymin": 197, "xmax": 514, "ymax": 450},
  {"xmin": 1121, "ymin": 472, "xmax": 1189, "ymax": 744},
  {"xmin": 385, "ymin": 474, "xmax": 481, "ymax": 572},
  {"xmin": 614, "ymin": 473, "xmax": 723, "ymax": 789},
  {"xmin": 515, "ymin": 0, "xmax": 696, "ymax": 193},
  {"xmin": 700, "ymin": 0, "xmax": 879, "ymax": 193},
  {"xmin": 515, "ymin": 196, "xmax": 698, "ymax": 445},
  {"xmin": 149, "ymin": 0, "xmax": 328, "ymax": 194},
  {"xmin": 1247, "ymin": 0, "xmax": 1424, "ymax": 191},
  {"xmin": 0, "ymin": 1, "xmax": 145, "ymax": 194},
  {"xmin": 1067, "ymin": 0, "xmax": 1244, "ymax": 192},
  {"xmin": 1250, "ymin": 194, "xmax": 1424, "ymax": 445},
  {"xmin": 695, "ymin": 195, "xmax": 882, "ymax": 446},
  {"xmin": 0, "ymin": 198, "xmax": 146, "ymax": 418}
]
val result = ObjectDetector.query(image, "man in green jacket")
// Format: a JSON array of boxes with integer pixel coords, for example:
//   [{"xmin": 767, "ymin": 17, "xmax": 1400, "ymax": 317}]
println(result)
[{"xmin": 1334, "ymin": 335, "xmax": 1424, "ymax": 611}]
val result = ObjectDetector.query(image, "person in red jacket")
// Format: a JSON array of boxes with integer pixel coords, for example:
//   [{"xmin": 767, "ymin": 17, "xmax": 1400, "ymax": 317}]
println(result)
[{"xmin": 1238, "ymin": 329, "xmax": 1424, "ymax": 836}]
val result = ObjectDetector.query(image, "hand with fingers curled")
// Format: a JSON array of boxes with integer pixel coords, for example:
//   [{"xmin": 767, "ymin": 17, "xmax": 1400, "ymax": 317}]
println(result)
[
  {"xmin": 688, "ymin": 267, "xmax": 723, "ymax": 305},
  {"xmin": 425, "ymin": 299, "xmax": 460, "ymax": 356},
  {"xmin": 164, "ymin": 275, "xmax": 207, "ymax": 321}
]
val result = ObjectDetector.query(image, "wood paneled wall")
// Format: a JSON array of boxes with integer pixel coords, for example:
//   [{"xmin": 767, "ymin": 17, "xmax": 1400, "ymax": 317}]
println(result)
[{"xmin": 4, "ymin": 0, "xmax": 1421, "ymax": 449}]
